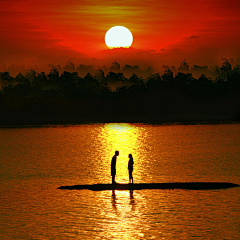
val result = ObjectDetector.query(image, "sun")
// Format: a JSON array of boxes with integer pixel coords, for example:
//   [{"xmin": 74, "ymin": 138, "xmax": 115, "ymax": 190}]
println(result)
[{"xmin": 105, "ymin": 26, "xmax": 133, "ymax": 49}]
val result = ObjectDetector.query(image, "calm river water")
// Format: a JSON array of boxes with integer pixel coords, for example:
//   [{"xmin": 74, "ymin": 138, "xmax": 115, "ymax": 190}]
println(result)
[{"xmin": 0, "ymin": 123, "xmax": 240, "ymax": 239}]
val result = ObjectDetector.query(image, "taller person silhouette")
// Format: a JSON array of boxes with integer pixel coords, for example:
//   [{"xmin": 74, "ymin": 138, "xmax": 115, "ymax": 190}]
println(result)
[
  {"xmin": 111, "ymin": 151, "xmax": 119, "ymax": 184},
  {"xmin": 128, "ymin": 154, "xmax": 134, "ymax": 183}
]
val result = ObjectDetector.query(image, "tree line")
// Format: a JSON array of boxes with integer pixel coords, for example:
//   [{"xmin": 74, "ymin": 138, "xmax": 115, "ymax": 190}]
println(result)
[{"xmin": 0, "ymin": 60, "xmax": 239, "ymax": 124}]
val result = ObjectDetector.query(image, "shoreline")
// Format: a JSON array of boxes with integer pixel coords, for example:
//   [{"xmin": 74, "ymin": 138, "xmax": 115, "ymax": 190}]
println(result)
[{"xmin": 0, "ymin": 114, "xmax": 239, "ymax": 128}]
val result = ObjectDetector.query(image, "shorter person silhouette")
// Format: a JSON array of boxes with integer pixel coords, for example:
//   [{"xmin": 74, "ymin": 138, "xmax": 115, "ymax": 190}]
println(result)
[
  {"xmin": 128, "ymin": 154, "xmax": 134, "ymax": 184},
  {"xmin": 111, "ymin": 151, "xmax": 119, "ymax": 184}
]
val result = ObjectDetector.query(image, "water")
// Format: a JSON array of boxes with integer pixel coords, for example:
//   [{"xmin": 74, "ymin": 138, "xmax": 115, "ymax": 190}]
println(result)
[{"xmin": 0, "ymin": 123, "xmax": 239, "ymax": 239}]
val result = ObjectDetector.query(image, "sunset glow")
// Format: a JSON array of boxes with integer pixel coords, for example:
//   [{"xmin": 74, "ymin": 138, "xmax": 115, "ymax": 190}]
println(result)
[{"xmin": 0, "ymin": 0, "xmax": 239, "ymax": 68}]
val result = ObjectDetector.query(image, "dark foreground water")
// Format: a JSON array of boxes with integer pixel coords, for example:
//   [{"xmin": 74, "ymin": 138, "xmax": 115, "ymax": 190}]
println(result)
[{"xmin": 0, "ymin": 123, "xmax": 239, "ymax": 239}]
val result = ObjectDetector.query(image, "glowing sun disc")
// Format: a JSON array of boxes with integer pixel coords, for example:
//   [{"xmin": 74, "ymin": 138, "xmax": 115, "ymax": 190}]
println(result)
[{"xmin": 105, "ymin": 26, "xmax": 133, "ymax": 48}]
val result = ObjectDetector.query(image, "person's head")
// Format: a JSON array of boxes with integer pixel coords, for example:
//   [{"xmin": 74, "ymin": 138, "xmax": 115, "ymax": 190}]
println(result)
[
  {"xmin": 115, "ymin": 150, "xmax": 119, "ymax": 156},
  {"xmin": 129, "ymin": 154, "xmax": 132, "ymax": 158}
]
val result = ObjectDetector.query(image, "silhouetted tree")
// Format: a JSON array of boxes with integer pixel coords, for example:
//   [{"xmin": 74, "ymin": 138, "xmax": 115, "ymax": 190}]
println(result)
[
  {"xmin": 191, "ymin": 65, "xmax": 209, "ymax": 77},
  {"xmin": 163, "ymin": 65, "xmax": 176, "ymax": 74},
  {"xmin": 94, "ymin": 68, "xmax": 105, "ymax": 82},
  {"xmin": 162, "ymin": 67, "xmax": 174, "ymax": 82},
  {"xmin": 109, "ymin": 61, "xmax": 121, "ymax": 72},
  {"xmin": 60, "ymin": 71, "xmax": 79, "ymax": 86},
  {"xmin": 175, "ymin": 72, "xmax": 194, "ymax": 85},
  {"xmin": 33, "ymin": 72, "xmax": 48, "ymax": 88},
  {"xmin": 48, "ymin": 67, "xmax": 59, "ymax": 82},
  {"xmin": 25, "ymin": 69, "xmax": 37, "ymax": 85},
  {"xmin": 0, "ymin": 72, "xmax": 14, "ymax": 87},
  {"xmin": 1, "ymin": 59, "xmax": 240, "ymax": 124},
  {"xmin": 227, "ymin": 64, "xmax": 240, "ymax": 88},
  {"xmin": 146, "ymin": 73, "xmax": 162, "ymax": 90},
  {"xmin": 129, "ymin": 74, "xmax": 145, "ymax": 95},
  {"xmin": 178, "ymin": 60, "xmax": 189, "ymax": 72},
  {"xmin": 106, "ymin": 72, "xmax": 124, "ymax": 83},
  {"xmin": 15, "ymin": 73, "xmax": 26, "ymax": 84},
  {"xmin": 56, "ymin": 71, "xmax": 80, "ymax": 98},
  {"xmin": 82, "ymin": 73, "xmax": 100, "ymax": 94},
  {"xmin": 130, "ymin": 73, "xmax": 140, "ymax": 84},
  {"xmin": 198, "ymin": 74, "xmax": 211, "ymax": 84},
  {"xmin": 145, "ymin": 66, "xmax": 154, "ymax": 76},
  {"xmin": 220, "ymin": 60, "xmax": 232, "ymax": 79},
  {"xmin": 211, "ymin": 65, "xmax": 221, "ymax": 77},
  {"xmin": 76, "ymin": 64, "xmax": 95, "ymax": 77},
  {"xmin": 63, "ymin": 60, "xmax": 75, "ymax": 72}
]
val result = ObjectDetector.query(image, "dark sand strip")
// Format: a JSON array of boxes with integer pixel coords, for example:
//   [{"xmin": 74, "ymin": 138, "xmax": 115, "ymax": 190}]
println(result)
[{"xmin": 58, "ymin": 182, "xmax": 239, "ymax": 191}]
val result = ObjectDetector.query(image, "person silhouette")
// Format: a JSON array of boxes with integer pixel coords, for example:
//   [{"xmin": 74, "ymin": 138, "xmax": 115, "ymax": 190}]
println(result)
[
  {"xmin": 111, "ymin": 151, "xmax": 119, "ymax": 184},
  {"xmin": 128, "ymin": 154, "xmax": 134, "ymax": 184}
]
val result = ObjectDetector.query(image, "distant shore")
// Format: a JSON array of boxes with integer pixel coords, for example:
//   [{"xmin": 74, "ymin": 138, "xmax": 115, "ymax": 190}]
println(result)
[
  {"xmin": 1, "ymin": 61, "xmax": 239, "ymax": 127},
  {"xmin": 0, "ymin": 112, "xmax": 239, "ymax": 127}
]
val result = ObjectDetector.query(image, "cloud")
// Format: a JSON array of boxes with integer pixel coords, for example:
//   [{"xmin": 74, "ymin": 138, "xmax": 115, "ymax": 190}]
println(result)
[{"xmin": 187, "ymin": 35, "xmax": 199, "ymax": 39}]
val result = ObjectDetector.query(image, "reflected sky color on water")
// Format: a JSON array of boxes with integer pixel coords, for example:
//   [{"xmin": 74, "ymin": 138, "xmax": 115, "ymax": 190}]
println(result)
[{"xmin": 0, "ymin": 123, "xmax": 239, "ymax": 239}]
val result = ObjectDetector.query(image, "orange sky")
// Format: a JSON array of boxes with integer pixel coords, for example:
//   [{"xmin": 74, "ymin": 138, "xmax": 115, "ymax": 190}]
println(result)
[{"xmin": 0, "ymin": 0, "xmax": 239, "ymax": 69}]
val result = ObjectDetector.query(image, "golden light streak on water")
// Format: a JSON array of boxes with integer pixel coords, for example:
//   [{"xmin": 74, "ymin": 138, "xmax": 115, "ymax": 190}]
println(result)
[
  {"xmin": 97, "ymin": 189, "xmax": 148, "ymax": 239},
  {"xmin": 95, "ymin": 124, "xmax": 155, "ymax": 239},
  {"xmin": 99, "ymin": 123, "xmax": 143, "ymax": 183}
]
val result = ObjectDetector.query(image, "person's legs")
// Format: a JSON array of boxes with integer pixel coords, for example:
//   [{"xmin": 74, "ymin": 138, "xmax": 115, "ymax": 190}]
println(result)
[
  {"xmin": 112, "ymin": 175, "xmax": 115, "ymax": 184},
  {"xmin": 129, "ymin": 171, "xmax": 133, "ymax": 183}
]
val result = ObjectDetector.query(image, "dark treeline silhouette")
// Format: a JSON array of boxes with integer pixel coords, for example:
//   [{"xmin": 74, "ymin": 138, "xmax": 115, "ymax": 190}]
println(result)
[{"xmin": 0, "ymin": 59, "xmax": 239, "ymax": 124}]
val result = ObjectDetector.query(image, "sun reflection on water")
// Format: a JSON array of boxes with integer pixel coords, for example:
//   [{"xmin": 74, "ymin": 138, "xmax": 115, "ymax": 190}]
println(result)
[
  {"xmin": 95, "ymin": 124, "xmax": 151, "ymax": 238},
  {"xmin": 99, "ymin": 123, "xmax": 143, "ymax": 183},
  {"xmin": 97, "ymin": 189, "xmax": 147, "ymax": 240}
]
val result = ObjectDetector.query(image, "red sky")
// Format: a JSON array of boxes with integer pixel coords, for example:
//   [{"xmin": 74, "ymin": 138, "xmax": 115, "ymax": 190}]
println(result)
[{"xmin": 0, "ymin": 0, "xmax": 240, "ymax": 70}]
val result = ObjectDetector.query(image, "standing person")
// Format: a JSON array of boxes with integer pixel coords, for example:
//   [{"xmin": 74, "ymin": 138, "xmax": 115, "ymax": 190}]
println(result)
[
  {"xmin": 111, "ymin": 151, "xmax": 119, "ymax": 184},
  {"xmin": 128, "ymin": 154, "xmax": 134, "ymax": 184}
]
